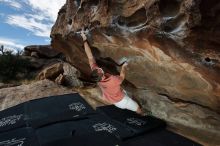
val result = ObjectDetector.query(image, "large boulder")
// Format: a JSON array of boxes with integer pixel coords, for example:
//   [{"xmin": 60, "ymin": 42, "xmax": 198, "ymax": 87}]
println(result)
[
  {"xmin": 62, "ymin": 62, "xmax": 83, "ymax": 87},
  {"xmin": 37, "ymin": 62, "xmax": 83, "ymax": 87},
  {"xmin": 50, "ymin": 0, "xmax": 220, "ymax": 145},
  {"xmin": 24, "ymin": 45, "xmax": 62, "ymax": 58},
  {"xmin": 37, "ymin": 62, "xmax": 64, "ymax": 80},
  {"xmin": 21, "ymin": 56, "xmax": 62, "ymax": 70},
  {"xmin": 17, "ymin": 45, "xmax": 65, "ymax": 83}
]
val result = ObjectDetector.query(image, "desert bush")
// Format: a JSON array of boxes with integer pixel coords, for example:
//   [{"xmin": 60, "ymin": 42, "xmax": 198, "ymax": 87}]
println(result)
[{"xmin": 0, "ymin": 46, "xmax": 31, "ymax": 82}]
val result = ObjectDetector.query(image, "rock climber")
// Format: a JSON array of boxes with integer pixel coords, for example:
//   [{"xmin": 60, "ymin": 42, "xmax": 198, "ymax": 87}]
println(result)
[{"xmin": 80, "ymin": 31, "xmax": 143, "ymax": 115}]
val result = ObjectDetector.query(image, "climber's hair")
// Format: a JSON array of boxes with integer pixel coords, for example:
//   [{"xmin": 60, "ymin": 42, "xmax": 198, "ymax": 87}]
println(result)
[{"xmin": 90, "ymin": 69, "xmax": 103, "ymax": 82}]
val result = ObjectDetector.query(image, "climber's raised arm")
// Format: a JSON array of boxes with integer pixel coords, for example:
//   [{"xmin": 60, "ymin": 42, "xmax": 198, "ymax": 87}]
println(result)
[
  {"xmin": 80, "ymin": 31, "xmax": 96, "ymax": 69},
  {"xmin": 120, "ymin": 62, "xmax": 128, "ymax": 81}
]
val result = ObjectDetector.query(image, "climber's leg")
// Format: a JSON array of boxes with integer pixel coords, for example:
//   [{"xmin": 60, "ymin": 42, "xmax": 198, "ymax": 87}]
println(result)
[
  {"xmin": 114, "ymin": 91, "xmax": 144, "ymax": 115},
  {"xmin": 136, "ymin": 106, "xmax": 144, "ymax": 116}
]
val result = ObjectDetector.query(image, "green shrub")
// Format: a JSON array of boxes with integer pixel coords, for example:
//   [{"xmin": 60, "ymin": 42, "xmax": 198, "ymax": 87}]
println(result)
[{"xmin": 0, "ymin": 47, "xmax": 31, "ymax": 83}]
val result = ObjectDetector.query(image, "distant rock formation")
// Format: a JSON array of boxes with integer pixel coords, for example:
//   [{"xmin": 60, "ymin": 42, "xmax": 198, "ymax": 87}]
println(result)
[
  {"xmin": 21, "ymin": 45, "xmax": 66, "ymax": 82},
  {"xmin": 24, "ymin": 45, "xmax": 62, "ymax": 58},
  {"xmin": 50, "ymin": 0, "xmax": 220, "ymax": 145}
]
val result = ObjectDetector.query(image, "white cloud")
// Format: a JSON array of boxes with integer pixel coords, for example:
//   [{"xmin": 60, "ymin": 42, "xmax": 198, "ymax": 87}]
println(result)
[
  {"xmin": 26, "ymin": 0, "xmax": 66, "ymax": 22},
  {"xmin": 45, "ymin": 38, "xmax": 51, "ymax": 43},
  {"xmin": 0, "ymin": 0, "xmax": 22, "ymax": 9},
  {"xmin": 0, "ymin": 37, "xmax": 25, "ymax": 51},
  {"xmin": 2, "ymin": 0, "xmax": 66, "ymax": 38},
  {"xmin": 6, "ymin": 14, "xmax": 52, "ymax": 37},
  {"xmin": 25, "ymin": 14, "xmax": 45, "ymax": 21}
]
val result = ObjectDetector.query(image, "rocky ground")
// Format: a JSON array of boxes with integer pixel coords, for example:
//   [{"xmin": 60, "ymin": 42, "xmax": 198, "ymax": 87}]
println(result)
[{"xmin": 0, "ymin": 79, "xmax": 105, "ymax": 111}]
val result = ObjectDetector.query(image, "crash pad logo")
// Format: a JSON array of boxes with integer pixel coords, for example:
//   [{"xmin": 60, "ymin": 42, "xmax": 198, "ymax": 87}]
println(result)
[
  {"xmin": 126, "ymin": 118, "xmax": 146, "ymax": 126},
  {"xmin": 0, "ymin": 114, "xmax": 23, "ymax": 127},
  {"xmin": 69, "ymin": 102, "xmax": 86, "ymax": 112},
  {"xmin": 93, "ymin": 122, "xmax": 117, "ymax": 133},
  {"xmin": 0, "ymin": 138, "xmax": 26, "ymax": 146}
]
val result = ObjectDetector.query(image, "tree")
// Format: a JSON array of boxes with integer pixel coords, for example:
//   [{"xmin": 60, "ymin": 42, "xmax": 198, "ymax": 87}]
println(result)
[
  {"xmin": 0, "ymin": 46, "xmax": 31, "ymax": 83},
  {"xmin": 0, "ymin": 45, "xmax": 4, "ymax": 55}
]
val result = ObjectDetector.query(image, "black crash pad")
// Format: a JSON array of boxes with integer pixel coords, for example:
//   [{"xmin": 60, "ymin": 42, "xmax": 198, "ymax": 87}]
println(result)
[
  {"xmin": 124, "ymin": 129, "xmax": 202, "ymax": 146},
  {"xmin": 36, "ymin": 115, "xmax": 134, "ymax": 145},
  {"xmin": 97, "ymin": 105, "xmax": 166, "ymax": 135},
  {"xmin": 0, "ymin": 127, "xmax": 39, "ymax": 146},
  {"xmin": 44, "ymin": 132, "xmax": 123, "ymax": 146},
  {"xmin": 27, "ymin": 93, "xmax": 95, "ymax": 128},
  {"xmin": 0, "ymin": 103, "xmax": 27, "ymax": 132}
]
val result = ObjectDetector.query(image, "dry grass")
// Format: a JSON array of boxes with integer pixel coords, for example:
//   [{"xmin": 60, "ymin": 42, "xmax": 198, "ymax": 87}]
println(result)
[{"xmin": 19, "ymin": 79, "xmax": 37, "ymax": 85}]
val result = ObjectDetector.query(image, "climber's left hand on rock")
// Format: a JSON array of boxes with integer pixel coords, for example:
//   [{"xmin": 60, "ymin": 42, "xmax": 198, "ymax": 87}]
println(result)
[
  {"xmin": 80, "ymin": 30, "xmax": 87, "ymax": 41},
  {"xmin": 122, "ymin": 62, "xmax": 128, "ymax": 67}
]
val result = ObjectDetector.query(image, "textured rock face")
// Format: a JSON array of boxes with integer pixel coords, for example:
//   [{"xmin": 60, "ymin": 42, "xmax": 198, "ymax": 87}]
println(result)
[
  {"xmin": 51, "ymin": 0, "xmax": 220, "ymax": 145},
  {"xmin": 37, "ymin": 62, "xmax": 64, "ymax": 80},
  {"xmin": 62, "ymin": 62, "xmax": 84, "ymax": 87},
  {"xmin": 37, "ymin": 62, "xmax": 83, "ymax": 87}
]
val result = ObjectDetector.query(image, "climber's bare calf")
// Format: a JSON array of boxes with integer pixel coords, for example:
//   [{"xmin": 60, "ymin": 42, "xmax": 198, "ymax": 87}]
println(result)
[{"xmin": 80, "ymin": 31, "xmax": 143, "ymax": 115}]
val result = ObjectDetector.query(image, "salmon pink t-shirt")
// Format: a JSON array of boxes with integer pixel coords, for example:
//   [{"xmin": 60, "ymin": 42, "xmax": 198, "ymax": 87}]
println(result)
[{"xmin": 90, "ymin": 62, "xmax": 125, "ymax": 103}]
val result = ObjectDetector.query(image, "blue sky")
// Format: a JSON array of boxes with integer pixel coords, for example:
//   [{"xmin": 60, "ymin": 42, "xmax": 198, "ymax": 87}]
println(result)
[{"xmin": 0, "ymin": 0, "xmax": 66, "ymax": 52}]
